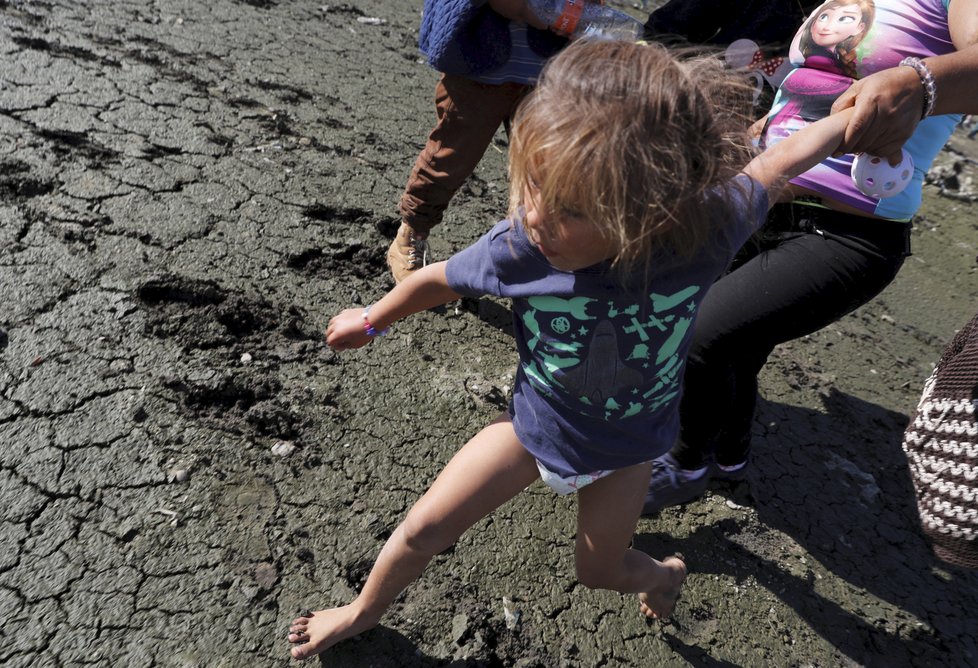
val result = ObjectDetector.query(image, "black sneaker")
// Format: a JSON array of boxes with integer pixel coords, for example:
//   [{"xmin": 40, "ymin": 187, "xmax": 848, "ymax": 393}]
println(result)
[
  {"xmin": 642, "ymin": 453, "xmax": 711, "ymax": 515},
  {"xmin": 713, "ymin": 460, "xmax": 749, "ymax": 482}
]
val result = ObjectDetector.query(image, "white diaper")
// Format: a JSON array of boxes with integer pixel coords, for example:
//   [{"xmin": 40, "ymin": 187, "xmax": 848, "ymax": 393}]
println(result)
[{"xmin": 535, "ymin": 460, "xmax": 614, "ymax": 496}]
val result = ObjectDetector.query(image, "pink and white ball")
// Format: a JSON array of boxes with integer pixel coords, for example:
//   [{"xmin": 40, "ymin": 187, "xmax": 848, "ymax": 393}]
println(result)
[{"xmin": 850, "ymin": 149, "xmax": 914, "ymax": 198}]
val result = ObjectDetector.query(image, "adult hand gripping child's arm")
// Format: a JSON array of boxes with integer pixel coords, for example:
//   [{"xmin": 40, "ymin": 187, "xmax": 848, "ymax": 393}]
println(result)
[
  {"xmin": 325, "ymin": 261, "xmax": 461, "ymax": 351},
  {"xmin": 743, "ymin": 106, "xmax": 855, "ymax": 206},
  {"xmin": 830, "ymin": 0, "xmax": 978, "ymax": 164}
]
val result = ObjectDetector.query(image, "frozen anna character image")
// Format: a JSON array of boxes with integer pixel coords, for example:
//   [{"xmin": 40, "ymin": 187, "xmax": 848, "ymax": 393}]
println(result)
[
  {"xmin": 796, "ymin": 0, "xmax": 875, "ymax": 76},
  {"xmin": 762, "ymin": 0, "xmax": 876, "ymax": 146}
]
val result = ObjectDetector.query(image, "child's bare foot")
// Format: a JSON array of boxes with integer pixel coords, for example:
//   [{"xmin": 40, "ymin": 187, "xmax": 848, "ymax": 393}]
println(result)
[
  {"xmin": 287, "ymin": 605, "xmax": 377, "ymax": 660},
  {"xmin": 638, "ymin": 553, "xmax": 687, "ymax": 620}
]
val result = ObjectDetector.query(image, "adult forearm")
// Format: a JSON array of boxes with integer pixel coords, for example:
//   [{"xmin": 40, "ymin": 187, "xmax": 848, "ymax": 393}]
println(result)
[{"xmin": 924, "ymin": 43, "xmax": 978, "ymax": 116}]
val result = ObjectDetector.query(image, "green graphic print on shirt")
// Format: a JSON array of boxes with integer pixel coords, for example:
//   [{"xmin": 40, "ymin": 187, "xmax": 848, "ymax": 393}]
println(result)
[{"xmin": 519, "ymin": 286, "xmax": 700, "ymax": 421}]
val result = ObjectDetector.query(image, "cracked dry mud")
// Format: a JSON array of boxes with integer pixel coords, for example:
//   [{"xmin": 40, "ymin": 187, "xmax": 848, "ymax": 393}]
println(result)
[{"xmin": 2, "ymin": 1, "xmax": 978, "ymax": 666}]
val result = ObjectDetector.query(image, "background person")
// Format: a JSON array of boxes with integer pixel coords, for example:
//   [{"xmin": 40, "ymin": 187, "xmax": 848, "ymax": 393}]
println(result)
[{"xmin": 902, "ymin": 312, "xmax": 978, "ymax": 570}]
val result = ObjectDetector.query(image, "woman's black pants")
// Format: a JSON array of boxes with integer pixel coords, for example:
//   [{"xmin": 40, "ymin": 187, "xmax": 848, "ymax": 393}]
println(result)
[{"xmin": 671, "ymin": 201, "xmax": 912, "ymax": 470}]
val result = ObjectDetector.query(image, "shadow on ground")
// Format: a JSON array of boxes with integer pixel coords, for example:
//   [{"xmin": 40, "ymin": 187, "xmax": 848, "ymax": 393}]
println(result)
[{"xmin": 636, "ymin": 390, "xmax": 978, "ymax": 667}]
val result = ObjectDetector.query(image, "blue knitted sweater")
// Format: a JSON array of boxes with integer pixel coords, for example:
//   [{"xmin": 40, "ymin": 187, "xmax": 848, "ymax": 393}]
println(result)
[{"xmin": 419, "ymin": 0, "xmax": 567, "ymax": 76}]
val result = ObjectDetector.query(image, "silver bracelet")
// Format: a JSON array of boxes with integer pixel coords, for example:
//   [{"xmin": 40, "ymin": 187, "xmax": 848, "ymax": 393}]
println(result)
[{"xmin": 899, "ymin": 56, "xmax": 937, "ymax": 119}]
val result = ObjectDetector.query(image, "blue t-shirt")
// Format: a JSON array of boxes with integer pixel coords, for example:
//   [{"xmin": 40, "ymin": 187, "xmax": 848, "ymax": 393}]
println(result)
[{"xmin": 445, "ymin": 175, "xmax": 769, "ymax": 477}]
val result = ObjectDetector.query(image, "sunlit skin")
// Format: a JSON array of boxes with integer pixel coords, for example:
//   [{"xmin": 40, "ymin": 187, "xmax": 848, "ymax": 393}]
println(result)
[
  {"xmin": 811, "ymin": 5, "xmax": 865, "ymax": 48},
  {"xmin": 520, "ymin": 187, "xmax": 619, "ymax": 272}
]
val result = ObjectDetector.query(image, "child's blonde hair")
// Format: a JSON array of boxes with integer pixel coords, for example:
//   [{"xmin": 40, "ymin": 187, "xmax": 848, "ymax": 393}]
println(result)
[{"xmin": 508, "ymin": 39, "xmax": 755, "ymax": 274}]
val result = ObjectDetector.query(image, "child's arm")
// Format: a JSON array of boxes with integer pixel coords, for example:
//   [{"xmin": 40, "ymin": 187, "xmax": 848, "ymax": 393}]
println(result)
[
  {"xmin": 325, "ymin": 261, "xmax": 461, "ymax": 350},
  {"xmin": 743, "ymin": 107, "xmax": 855, "ymax": 204},
  {"xmin": 748, "ymin": 115, "xmax": 767, "ymax": 144}
]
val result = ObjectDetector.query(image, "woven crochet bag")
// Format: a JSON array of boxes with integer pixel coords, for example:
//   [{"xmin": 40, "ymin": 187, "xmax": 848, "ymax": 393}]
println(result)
[{"xmin": 903, "ymin": 313, "xmax": 978, "ymax": 569}]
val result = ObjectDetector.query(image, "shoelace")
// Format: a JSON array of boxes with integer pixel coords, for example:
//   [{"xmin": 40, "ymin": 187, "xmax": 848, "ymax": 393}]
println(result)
[{"xmin": 407, "ymin": 236, "xmax": 429, "ymax": 269}]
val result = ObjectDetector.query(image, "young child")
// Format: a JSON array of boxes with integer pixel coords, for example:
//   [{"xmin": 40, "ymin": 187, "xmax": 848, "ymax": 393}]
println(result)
[{"xmin": 289, "ymin": 39, "xmax": 852, "ymax": 661}]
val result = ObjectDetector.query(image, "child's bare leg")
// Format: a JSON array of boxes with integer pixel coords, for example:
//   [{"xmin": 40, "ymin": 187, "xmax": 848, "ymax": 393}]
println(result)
[
  {"xmin": 288, "ymin": 414, "xmax": 538, "ymax": 660},
  {"xmin": 574, "ymin": 462, "xmax": 687, "ymax": 620}
]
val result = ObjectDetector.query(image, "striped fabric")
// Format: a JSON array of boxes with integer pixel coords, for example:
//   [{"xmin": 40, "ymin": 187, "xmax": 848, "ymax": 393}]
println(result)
[
  {"xmin": 470, "ymin": 24, "xmax": 548, "ymax": 85},
  {"xmin": 903, "ymin": 313, "xmax": 978, "ymax": 569}
]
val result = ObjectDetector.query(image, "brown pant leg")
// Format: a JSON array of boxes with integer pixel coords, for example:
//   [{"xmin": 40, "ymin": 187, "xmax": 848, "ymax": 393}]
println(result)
[{"xmin": 399, "ymin": 73, "xmax": 529, "ymax": 236}]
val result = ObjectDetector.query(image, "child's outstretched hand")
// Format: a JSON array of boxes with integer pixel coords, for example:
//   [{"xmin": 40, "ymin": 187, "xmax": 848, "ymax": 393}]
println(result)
[
  {"xmin": 324, "ymin": 262, "xmax": 456, "ymax": 351},
  {"xmin": 325, "ymin": 308, "xmax": 373, "ymax": 351}
]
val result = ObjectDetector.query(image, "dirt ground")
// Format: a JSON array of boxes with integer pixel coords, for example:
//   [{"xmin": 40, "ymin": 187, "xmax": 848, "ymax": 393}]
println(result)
[{"xmin": 3, "ymin": 1, "xmax": 978, "ymax": 666}]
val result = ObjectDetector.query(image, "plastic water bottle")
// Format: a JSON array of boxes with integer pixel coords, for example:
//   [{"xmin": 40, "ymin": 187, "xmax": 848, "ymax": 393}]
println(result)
[{"xmin": 527, "ymin": 0, "xmax": 644, "ymax": 42}]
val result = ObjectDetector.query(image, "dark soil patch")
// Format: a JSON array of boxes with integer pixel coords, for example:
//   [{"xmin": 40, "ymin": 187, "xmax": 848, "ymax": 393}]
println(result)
[{"xmin": 137, "ymin": 275, "xmax": 291, "ymax": 349}]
